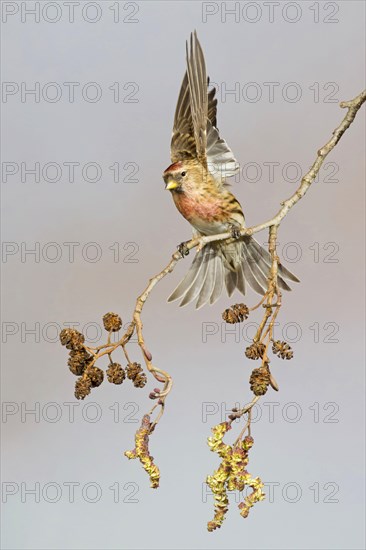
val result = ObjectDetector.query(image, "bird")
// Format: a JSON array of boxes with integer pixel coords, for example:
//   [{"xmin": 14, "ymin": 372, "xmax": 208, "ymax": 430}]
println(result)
[{"xmin": 163, "ymin": 31, "xmax": 299, "ymax": 309}]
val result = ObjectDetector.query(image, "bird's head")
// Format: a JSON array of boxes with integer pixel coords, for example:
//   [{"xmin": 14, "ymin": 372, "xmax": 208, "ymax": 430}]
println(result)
[
  {"xmin": 163, "ymin": 159, "xmax": 205, "ymax": 193},
  {"xmin": 163, "ymin": 161, "xmax": 189, "ymax": 193}
]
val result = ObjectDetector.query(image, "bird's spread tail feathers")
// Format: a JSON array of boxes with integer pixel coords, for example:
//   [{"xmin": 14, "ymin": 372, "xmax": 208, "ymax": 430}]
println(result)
[{"xmin": 168, "ymin": 236, "xmax": 299, "ymax": 309}]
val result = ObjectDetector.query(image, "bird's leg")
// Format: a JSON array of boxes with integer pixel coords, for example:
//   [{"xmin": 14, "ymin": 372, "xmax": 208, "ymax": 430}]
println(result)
[{"xmin": 177, "ymin": 241, "xmax": 190, "ymax": 257}]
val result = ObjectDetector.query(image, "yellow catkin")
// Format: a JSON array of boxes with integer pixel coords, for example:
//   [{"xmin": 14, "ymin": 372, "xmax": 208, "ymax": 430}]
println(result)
[
  {"xmin": 125, "ymin": 415, "xmax": 160, "ymax": 489},
  {"xmin": 206, "ymin": 425, "xmax": 265, "ymax": 531}
]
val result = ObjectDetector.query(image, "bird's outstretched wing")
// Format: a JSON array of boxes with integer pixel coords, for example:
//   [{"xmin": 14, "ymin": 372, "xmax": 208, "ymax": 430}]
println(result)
[{"xmin": 170, "ymin": 31, "xmax": 239, "ymax": 181}]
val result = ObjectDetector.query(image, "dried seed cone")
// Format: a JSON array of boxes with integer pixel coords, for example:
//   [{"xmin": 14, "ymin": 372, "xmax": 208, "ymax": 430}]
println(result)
[
  {"xmin": 272, "ymin": 340, "xmax": 294, "ymax": 360},
  {"xmin": 68, "ymin": 349, "xmax": 92, "ymax": 376},
  {"xmin": 133, "ymin": 372, "xmax": 147, "ymax": 388},
  {"xmin": 85, "ymin": 366, "xmax": 104, "ymax": 387},
  {"xmin": 102, "ymin": 312, "xmax": 122, "ymax": 332},
  {"xmin": 250, "ymin": 367, "xmax": 271, "ymax": 396},
  {"xmin": 245, "ymin": 342, "xmax": 265, "ymax": 360},
  {"xmin": 106, "ymin": 362, "xmax": 126, "ymax": 385},
  {"xmin": 222, "ymin": 303, "xmax": 249, "ymax": 324},
  {"xmin": 60, "ymin": 328, "xmax": 85, "ymax": 350},
  {"xmin": 126, "ymin": 362, "xmax": 143, "ymax": 381},
  {"xmin": 75, "ymin": 376, "xmax": 92, "ymax": 400}
]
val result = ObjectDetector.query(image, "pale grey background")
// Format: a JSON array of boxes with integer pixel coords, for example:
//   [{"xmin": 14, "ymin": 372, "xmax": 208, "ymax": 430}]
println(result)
[{"xmin": 1, "ymin": 1, "xmax": 365, "ymax": 549}]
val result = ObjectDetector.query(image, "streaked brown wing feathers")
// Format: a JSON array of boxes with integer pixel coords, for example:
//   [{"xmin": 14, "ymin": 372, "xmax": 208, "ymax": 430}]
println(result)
[{"xmin": 171, "ymin": 32, "xmax": 211, "ymax": 164}]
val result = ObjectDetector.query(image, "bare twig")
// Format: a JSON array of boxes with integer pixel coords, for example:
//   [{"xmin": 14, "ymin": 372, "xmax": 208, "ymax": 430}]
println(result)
[
  {"xmin": 61, "ymin": 90, "xmax": 365, "ymax": 509},
  {"xmin": 85, "ymin": 89, "xmax": 365, "ymax": 429}
]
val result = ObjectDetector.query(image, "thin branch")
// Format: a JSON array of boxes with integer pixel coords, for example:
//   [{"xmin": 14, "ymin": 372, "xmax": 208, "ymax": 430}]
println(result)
[
  {"xmin": 61, "ymin": 89, "xmax": 365, "ymax": 525},
  {"xmin": 120, "ymin": 90, "xmax": 366, "ymax": 335},
  {"xmin": 71, "ymin": 90, "xmax": 365, "ymax": 428}
]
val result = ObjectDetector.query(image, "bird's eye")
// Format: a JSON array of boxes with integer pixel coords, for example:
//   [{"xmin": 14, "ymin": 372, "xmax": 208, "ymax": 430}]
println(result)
[{"xmin": 181, "ymin": 171, "xmax": 186, "ymax": 177}]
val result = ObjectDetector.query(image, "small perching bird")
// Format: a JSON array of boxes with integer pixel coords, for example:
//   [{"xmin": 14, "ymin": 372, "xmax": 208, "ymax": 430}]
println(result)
[{"xmin": 163, "ymin": 32, "xmax": 299, "ymax": 309}]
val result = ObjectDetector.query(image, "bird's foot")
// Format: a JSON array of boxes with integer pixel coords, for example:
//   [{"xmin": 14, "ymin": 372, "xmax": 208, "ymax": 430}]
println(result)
[
  {"xmin": 177, "ymin": 241, "xmax": 190, "ymax": 258},
  {"xmin": 229, "ymin": 225, "xmax": 242, "ymax": 240}
]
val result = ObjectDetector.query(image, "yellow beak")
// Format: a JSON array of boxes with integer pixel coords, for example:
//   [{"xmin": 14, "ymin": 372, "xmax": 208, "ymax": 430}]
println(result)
[{"xmin": 165, "ymin": 179, "xmax": 179, "ymax": 191}]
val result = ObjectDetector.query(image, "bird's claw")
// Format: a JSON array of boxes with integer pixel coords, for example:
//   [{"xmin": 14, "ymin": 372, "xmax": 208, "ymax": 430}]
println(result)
[
  {"xmin": 178, "ymin": 242, "xmax": 190, "ymax": 257},
  {"xmin": 229, "ymin": 225, "xmax": 242, "ymax": 239}
]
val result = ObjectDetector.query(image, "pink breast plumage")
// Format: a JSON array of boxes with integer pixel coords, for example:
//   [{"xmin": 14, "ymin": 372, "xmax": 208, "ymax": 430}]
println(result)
[{"xmin": 173, "ymin": 192, "xmax": 222, "ymax": 223}]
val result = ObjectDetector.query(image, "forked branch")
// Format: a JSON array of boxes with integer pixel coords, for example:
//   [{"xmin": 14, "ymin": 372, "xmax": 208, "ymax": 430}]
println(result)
[{"xmin": 59, "ymin": 90, "xmax": 365, "ymax": 517}]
